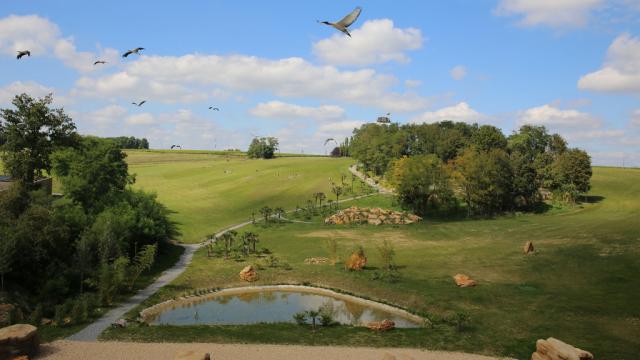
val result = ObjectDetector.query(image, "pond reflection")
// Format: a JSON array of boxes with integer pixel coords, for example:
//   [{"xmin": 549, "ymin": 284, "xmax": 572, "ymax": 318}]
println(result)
[{"xmin": 148, "ymin": 290, "xmax": 422, "ymax": 328}]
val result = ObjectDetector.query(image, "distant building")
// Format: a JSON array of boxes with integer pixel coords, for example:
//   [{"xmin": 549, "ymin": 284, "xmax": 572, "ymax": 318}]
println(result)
[{"xmin": 376, "ymin": 116, "xmax": 391, "ymax": 124}]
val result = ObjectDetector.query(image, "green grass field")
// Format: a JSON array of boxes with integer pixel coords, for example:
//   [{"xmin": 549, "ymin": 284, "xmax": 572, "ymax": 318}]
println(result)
[
  {"xmin": 105, "ymin": 161, "xmax": 640, "ymax": 359},
  {"xmin": 126, "ymin": 150, "xmax": 363, "ymax": 243}
]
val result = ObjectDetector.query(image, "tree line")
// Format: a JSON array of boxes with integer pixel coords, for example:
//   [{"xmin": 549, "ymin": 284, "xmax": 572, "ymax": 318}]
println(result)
[
  {"xmin": 0, "ymin": 94, "xmax": 177, "ymax": 323},
  {"xmin": 105, "ymin": 136, "xmax": 149, "ymax": 149},
  {"xmin": 349, "ymin": 121, "xmax": 592, "ymax": 217}
]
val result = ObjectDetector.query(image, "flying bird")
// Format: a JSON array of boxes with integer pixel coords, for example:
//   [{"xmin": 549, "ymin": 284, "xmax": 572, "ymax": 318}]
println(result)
[
  {"xmin": 122, "ymin": 47, "xmax": 145, "ymax": 58},
  {"xmin": 209, "ymin": 106, "xmax": 220, "ymax": 111},
  {"xmin": 132, "ymin": 100, "xmax": 146, "ymax": 107},
  {"xmin": 324, "ymin": 138, "xmax": 336, "ymax": 146},
  {"xmin": 16, "ymin": 50, "xmax": 31, "ymax": 59},
  {"xmin": 93, "ymin": 60, "xmax": 107, "ymax": 65},
  {"xmin": 318, "ymin": 6, "xmax": 362, "ymax": 37}
]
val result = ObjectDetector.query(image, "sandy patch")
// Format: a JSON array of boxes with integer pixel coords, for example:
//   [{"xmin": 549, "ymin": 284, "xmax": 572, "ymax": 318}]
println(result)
[
  {"xmin": 39, "ymin": 340, "xmax": 509, "ymax": 360},
  {"xmin": 298, "ymin": 230, "xmax": 435, "ymax": 248}
]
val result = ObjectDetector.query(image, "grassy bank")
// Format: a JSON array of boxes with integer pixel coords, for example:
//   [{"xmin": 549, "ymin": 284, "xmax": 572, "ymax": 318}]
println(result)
[{"xmin": 105, "ymin": 167, "xmax": 640, "ymax": 359}]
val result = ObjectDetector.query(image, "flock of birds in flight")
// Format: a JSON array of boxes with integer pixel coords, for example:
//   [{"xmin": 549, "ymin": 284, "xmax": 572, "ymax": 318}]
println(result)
[{"xmin": 12, "ymin": 7, "xmax": 396, "ymax": 148}]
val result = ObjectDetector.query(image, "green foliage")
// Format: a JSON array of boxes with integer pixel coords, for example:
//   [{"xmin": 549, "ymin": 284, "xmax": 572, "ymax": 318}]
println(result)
[
  {"xmin": 52, "ymin": 136, "xmax": 134, "ymax": 213},
  {"xmin": 325, "ymin": 238, "xmax": 339, "ymax": 265},
  {"xmin": 0, "ymin": 93, "xmax": 79, "ymax": 185},
  {"xmin": 471, "ymin": 125, "xmax": 507, "ymax": 152},
  {"xmin": 128, "ymin": 244, "xmax": 158, "ymax": 290},
  {"xmin": 105, "ymin": 136, "xmax": 149, "ymax": 149},
  {"xmin": 454, "ymin": 148, "xmax": 514, "ymax": 216},
  {"xmin": 293, "ymin": 312, "xmax": 307, "ymax": 325},
  {"xmin": 98, "ymin": 257, "xmax": 130, "ymax": 305},
  {"xmin": 547, "ymin": 149, "xmax": 592, "ymax": 202},
  {"xmin": 376, "ymin": 239, "xmax": 396, "ymax": 271},
  {"xmin": 54, "ymin": 305, "xmax": 65, "ymax": 327},
  {"xmin": 29, "ymin": 304, "xmax": 43, "ymax": 326},
  {"xmin": 387, "ymin": 155, "xmax": 455, "ymax": 215},
  {"xmin": 259, "ymin": 206, "xmax": 273, "ymax": 224},
  {"xmin": 247, "ymin": 137, "xmax": 279, "ymax": 159}
]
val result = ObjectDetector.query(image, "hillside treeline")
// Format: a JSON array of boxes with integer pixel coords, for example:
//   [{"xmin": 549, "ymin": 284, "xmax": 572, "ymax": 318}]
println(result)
[
  {"xmin": 106, "ymin": 136, "xmax": 149, "ymax": 149},
  {"xmin": 0, "ymin": 94, "xmax": 177, "ymax": 322},
  {"xmin": 349, "ymin": 121, "xmax": 592, "ymax": 216}
]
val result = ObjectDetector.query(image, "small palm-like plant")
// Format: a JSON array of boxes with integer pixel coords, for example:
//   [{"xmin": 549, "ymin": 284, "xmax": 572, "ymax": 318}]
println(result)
[
  {"xmin": 274, "ymin": 206, "xmax": 285, "ymax": 220},
  {"xmin": 259, "ymin": 206, "xmax": 273, "ymax": 224},
  {"xmin": 305, "ymin": 309, "xmax": 320, "ymax": 331}
]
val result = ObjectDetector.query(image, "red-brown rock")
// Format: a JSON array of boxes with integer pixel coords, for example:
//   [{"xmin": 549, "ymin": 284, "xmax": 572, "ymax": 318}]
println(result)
[
  {"xmin": 239, "ymin": 265, "xmax": 258, "ymax": 282},
  {"xmin": 453, "ymin": 274, "xmax": 477, "ymax": 287}
]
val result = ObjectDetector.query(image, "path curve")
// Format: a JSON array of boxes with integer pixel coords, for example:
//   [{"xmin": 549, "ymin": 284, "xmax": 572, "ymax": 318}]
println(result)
[
  {"xmin": 349, "ymin": 164, "xmax": 394, "ymax": 194},
  {"xmin": 67, "ymin": 188, "xmax": 380, "ymax": 340}
]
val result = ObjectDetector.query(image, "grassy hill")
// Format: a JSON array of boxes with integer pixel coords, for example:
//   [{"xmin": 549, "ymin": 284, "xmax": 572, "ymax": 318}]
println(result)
[
  {"xmin": 126, "ymin": 150, "xmax": 360, "ymax": 243},
  {"xmin": 106, "ymin": 166, "xmax": 640, "ymax": 359}
]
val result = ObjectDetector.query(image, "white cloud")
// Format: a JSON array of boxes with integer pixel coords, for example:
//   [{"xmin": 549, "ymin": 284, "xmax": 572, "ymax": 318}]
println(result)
[
  {"xmin": 249, "ymin": 101, "xmax": 345, "ymax": 121},
  {"xmin": 126, "ymin": 113, "xmax": 155, "ymax": 125},
  {"xmin": 410, "ymin": 102, "xmax": 484, "ymax": 124},
  {"xmin": 312, "ymin": 19, "xmax": 423, "ymax": 66},
  {"xmin": 0, "ymin": 81, "xmax": 55, "ymax": 105},
  {"xmin": 0, "ymin": 14, "xmax": 118, "ymax": 72},
  {"xmin": 404, "ymin": 79, "xmax": 422, "ymax": 88},
  {"xmin": 317, "ymin": 120, "xmax": 365, "ymax": 134},
  {"xmin": 564, "ymin": 129, "xmax": 625, "ymax": 141},
  {"xmin": 495, "ymin": 0, "xmax": 604, "ymax": 28},
  {"xmin": 578, "ymin": 33, "xmax": 640, "ymax": 94},
  {"xmin": 516, "ymin": 104, "xmax": 601, "ymax": 128},
  {"xmin": 450, "ymin": 65, "xmax": 467, "ymax": 80},
  {"xmin": 631, "ymin": 109, "xmax": 640, "ymax": 126},
  {"xmin": 73, "ymin": 54, "xmax": 430, "ymax": 112}
]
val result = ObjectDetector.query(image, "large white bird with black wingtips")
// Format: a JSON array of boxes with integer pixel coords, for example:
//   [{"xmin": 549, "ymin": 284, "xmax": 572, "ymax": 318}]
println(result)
[
  {"xmin": 318, "ymin": 6, "xmax": 362, "ymax": 37},
  {"xmin": 122, "ymin": 47, "xmax": 144, "ymax": 58},
  {"xmin": 16, "ymin": 50, "xmax": 31, "ymax": 59}
]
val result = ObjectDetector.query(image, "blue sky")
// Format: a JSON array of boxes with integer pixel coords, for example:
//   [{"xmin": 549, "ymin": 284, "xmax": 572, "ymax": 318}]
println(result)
[{"xmin": 1, "ymin": 0, "xmax": 639, "ymax": 165}]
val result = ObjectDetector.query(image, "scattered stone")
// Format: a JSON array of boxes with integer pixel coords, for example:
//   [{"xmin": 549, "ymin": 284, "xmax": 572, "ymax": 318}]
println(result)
[
  {"xmin": 304, "ymin": 257, "xmax": 329, "ymax": 265},
  {"xmin": 239, "ymin": 265, "xmax": 258, "ymax": 282},
  {"xmin": 367, "ymin": 319, "xmax": 395, "ymax": 331},
  {"xmin": 325, "ymin": 207, "xmax": 421, "ymax": 226},
  {"xmin": 532, "ymin": 337, "xmax": 593, "ymax": 360},
  {"xmin": 112, "ymin": 319, "xmax": 127, "ymax": 328},
  {"xmin": 524, "ymin": 241, "xmax": 535, "ymax": 254},
  {"xmin": 453, "ymin": 274, "xmax": 477, "ymax": 288},
  {"xmin": 345, "ymin": 250, "xmax": 367, "ymax": 271},
  {"xmin": 175, "ymin": 350, "xmax": 211, "ymax": 360},
  {"xmin": 0, "ymin": 324, "xmax": 39, "ymax": 358}
]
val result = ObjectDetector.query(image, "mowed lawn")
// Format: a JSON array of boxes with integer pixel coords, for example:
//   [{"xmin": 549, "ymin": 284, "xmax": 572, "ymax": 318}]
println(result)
[
  {"xmin": 108, "ymin": 167, "xmax": 640, "ymax": 359},
  {"xmin": 126, "ymin": 150, "xmax": 357, "ymax": 243}
]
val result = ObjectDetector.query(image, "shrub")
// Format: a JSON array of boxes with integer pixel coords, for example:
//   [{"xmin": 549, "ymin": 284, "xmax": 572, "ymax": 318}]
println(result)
[
  {"xmin": 54, "ymin": 305, "xmax": 65, "ymax": 327},
  {"xmin": 325, "ymin": 238, "xmax": 339, "ymax": 265},
  {"xmin": 29, "ymin": 304, "xmax": 43, "ymax": 326},
  {"xmin": 320, "ymin": 313, "xmax": 334, "ymax": 327},
  {"xmin": 293, "ymin": 312, "xmax": 307, "ymax": 325},
  {"xmin": 282, "ymin": 262, "xmax": 292, "ymax": 271}
]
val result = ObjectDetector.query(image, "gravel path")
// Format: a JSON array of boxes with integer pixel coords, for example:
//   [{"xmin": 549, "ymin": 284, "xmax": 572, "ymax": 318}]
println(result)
[
  {"xmin": 41, "ymin": 341, "xmax": 509, "ymax": 360},
  {"xmin": 66, "ymin": 189, "xmax": 379, "ymax": 341},
  {"xmin": 349, "ymin": 165, "xmax": 394, "ymax": 194},
  {"xmin": 67, "ymin": 244, "xmax": 199, "ymax": 341}
]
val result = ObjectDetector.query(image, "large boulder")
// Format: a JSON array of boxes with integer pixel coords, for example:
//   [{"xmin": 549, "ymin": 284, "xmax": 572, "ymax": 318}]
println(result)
[
  {"xmin": 239, "ymin": 265, "xmax": 258, "ymax": 282},
  {"xmin": 532, "ymin": 337, "xmax": 593, "ymax": 360},
  {"xmin": 453, "ymin": 274, "xmax": 477, "ymax": 287},
  {"xmin": 0, "ymin": 324, "xmax": 39, "ymax": 358},
  {"xmin": 524, "ymin": 241, "xmax": 535, "ymax": 254},
  {"xmin": 345, "ymin": 250, "xmax": 367, "ymax": 271}
]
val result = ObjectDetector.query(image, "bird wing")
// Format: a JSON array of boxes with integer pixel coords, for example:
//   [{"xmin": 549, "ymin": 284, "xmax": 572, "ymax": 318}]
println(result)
[
  {"xmin": 214, "ymin": 108, "xmax": 219, "ymax": 111},
  {"xmin": 337, "ymin": 7, "xmax": 361, "ymax": 28},
  {"xmin": 324, "ymin": 138, "xmax": 335, "ymax": 146},
  {"xmin": 16, "ymin": 53, "xmax": 22, "ymax": 59},
  {"xmin": 122, "ymin": 50, "xmax": 133, "ymax": 58},
  {"xmin": 139, "ymin": 100, "xmax": 146, "ymax": 106},
  {"xmin": 134, "ymin": 47, "xmax": 145, "ymax": 52}
]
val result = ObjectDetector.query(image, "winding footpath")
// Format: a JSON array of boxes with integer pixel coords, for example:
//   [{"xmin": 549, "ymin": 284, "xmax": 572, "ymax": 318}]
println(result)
[
  {"xmin": 67, "ymin": 172, "xmax": 380, "ymax": 341},
  {"xmin": 349, "ymin": 164, "xmax": 394, "ymax": 194}
]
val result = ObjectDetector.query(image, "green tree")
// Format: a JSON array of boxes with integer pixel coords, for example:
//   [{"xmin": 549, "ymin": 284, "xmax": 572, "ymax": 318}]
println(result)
[
  {"xmin": 219, "ymin": 230, "xmax": 237, "ymax": 260},
  {"xmin": 510, "ymin": 151, "xmax": 540, "ymax": 207},
  {"xmin": 548, "ymin": 149, "xmax": 592, "ymax": 202},
  {"xmin": 98, "ymin": 256, "xmax": 129, "ymax": 305},
  {"xmin": 274, "ymin": 206, "xmax": 285, "ymax": 220},
  {"xmin": 0, "ymin": 94, "xmax": 79, "ymax": 186},
  {"xmin": 127, "ymin": 243, "xmax": 157, "ymax": 290},
  {"xmin": 259, "ymin": 206, "xmax": 273, "ymax": 223},
  {"xmin": 247, "ymin": 137, "xmax": 279, "ymax": 159},
  {"xmin": 454, "ymin": 148, "xmax": 514, "ymax": 216},
  {"xmin": 377, "ymin": 239, "xmax": 396, "ymax": 271},
  {"xmin": 331, "ymin": 183, "xmax": 343, "ymax": 207},
  {"xmin": 387, "ymin": 155, "xmax": 455, "ymax": 215},
  {"xmin": 0, "ymin": 234, "xmax": 16, "ymax": 291},
  {"xmin": 52, "ymin": 136, "xmax": 134, "ymax": 213},
  {"xmin": 471, "ymin": 125, "xmax": 507, "ymax": 152}
]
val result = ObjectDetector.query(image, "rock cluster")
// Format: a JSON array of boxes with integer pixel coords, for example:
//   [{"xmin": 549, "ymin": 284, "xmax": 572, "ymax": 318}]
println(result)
[
  {"xmin": 524, "ymin": 241, "xmax": 535, "ymax": 254},
  {"xmin": 453, "ymin": 274, "xmax": 477, "ymax": 288},
  {"xmin": 0, "ymin": 324, "xmax": 39, "ymax": 358},
  {"xmin": 345, "ymin": 250, "xmax": 367, "ymax": 271},
  {"xmin": 532, "ymin": 338, "xmax": 593, "ymax": 360},
  {"xmin": 239, "ymin": 265, "xmax": 258, "ymax": 282},
  {"xmin": 304, "ymin": 257, "xmax": 328, "ymax": 265},
  {"xmin": 325, "ymin": 207, "xmax": 421, "ymax": 226},
  {"xmin": 367, "ymin": 319, "xmax": 395, "ymax": 331}
]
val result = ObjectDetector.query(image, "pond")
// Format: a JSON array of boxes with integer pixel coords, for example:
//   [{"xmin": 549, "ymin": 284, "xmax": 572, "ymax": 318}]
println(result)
[{"xmin": 144, "ymin": 287, "xmax": 424, "ymax": 328}]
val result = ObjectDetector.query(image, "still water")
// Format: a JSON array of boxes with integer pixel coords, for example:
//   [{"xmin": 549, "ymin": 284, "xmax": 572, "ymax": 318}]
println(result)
[{"xmin": 147, "ymin": 290, "xmax": 422, "ymax": 328}]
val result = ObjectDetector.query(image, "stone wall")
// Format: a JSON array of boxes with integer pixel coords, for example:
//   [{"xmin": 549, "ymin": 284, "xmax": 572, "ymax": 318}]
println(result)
[{"xmin": 325, "ymin": 207, "xmax": 421, "ymax": 226}]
